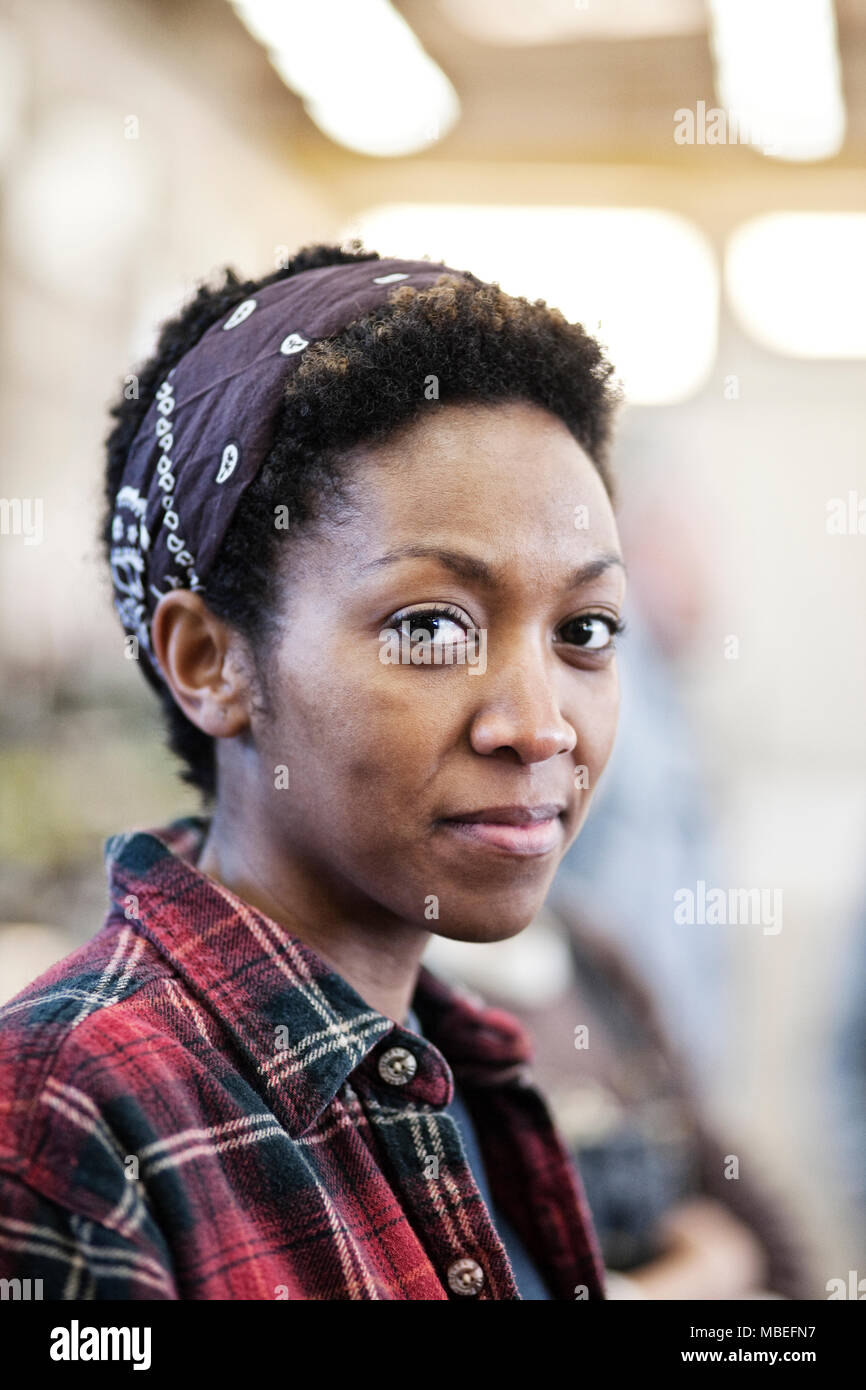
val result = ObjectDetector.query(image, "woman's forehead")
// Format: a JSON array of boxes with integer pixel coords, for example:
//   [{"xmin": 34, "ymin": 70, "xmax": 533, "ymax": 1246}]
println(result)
[{"xmin": 343, "ymin": 400, "xmax": 613, "ymax": 521}]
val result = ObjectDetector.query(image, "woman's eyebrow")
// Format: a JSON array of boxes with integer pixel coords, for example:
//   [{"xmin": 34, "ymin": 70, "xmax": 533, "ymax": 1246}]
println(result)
[{"xmin": 361, "ymin": 544, "xmax": 626, "ymax": 588}]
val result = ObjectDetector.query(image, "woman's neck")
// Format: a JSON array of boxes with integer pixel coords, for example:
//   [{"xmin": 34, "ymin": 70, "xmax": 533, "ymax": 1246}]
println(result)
[{"xmin": 196, "ymin": 803, "xmax": 430, "ymax": 1025}]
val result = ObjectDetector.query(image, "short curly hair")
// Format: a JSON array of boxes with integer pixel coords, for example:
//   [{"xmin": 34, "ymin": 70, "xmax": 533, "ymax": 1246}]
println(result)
[{"xmin": 102, "ymin": 240, "xmax": 621, "ymax": 801}]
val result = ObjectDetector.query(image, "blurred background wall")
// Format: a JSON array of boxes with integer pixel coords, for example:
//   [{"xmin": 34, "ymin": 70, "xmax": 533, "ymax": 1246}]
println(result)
[{"xmin": 1, "ymin": 0, "xmax": 864, "ymax": 1292}]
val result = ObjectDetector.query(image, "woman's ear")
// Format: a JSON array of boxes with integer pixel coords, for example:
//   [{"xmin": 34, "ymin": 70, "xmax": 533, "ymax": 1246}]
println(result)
[{"xmin": 150, "ymin": 590, "xmax": 251, "ymax": 738}]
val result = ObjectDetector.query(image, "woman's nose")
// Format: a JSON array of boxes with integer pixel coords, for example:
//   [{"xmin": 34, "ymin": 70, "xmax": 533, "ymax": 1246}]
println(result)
[{"xmin": 468, "ymin": 662, "xmax": 577, "ymax": 764}]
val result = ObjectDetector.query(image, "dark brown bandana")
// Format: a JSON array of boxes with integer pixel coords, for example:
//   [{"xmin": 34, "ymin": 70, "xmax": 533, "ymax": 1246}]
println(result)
[{"xmin": 109, "ymin": 256, "xmax": 473, "ymax": 685}]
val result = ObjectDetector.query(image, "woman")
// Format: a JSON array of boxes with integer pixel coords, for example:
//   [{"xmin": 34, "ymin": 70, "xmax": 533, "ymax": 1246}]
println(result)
[{"xmin": 0, "ymin": 242, "xmax": 626, "ymax": 1299}]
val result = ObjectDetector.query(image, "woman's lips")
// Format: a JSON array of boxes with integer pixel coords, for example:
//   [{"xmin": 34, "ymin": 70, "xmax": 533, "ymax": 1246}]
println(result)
[{"xmin": 438, "ymin": 805, "xmax": 565, "ymax": 857}]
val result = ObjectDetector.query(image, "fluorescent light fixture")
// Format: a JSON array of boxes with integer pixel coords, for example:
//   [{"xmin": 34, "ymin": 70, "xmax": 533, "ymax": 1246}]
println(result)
[
  {"xmin": 707, "ymin": 0, "xmax": 845, "ymax": 161},
  {"xmin": 229, "ymin": 0, "xmax": 459, "ymax": 157},
  {"xmin": 726, "ymin": 213, "xmax": 866, "ymax": 358},
  {"xmin": 347, "ymin": 204, "xmax": 718, "ymax": 405}
]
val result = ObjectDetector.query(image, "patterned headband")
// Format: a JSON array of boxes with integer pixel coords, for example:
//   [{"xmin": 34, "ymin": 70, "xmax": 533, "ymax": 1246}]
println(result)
[{"xmin": 109, "ymin": 255, "xmax": 473, "ymax": 686}]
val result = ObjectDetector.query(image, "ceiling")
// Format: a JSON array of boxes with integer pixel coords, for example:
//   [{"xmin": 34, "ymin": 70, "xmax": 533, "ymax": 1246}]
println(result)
[
  {"xmin": 396, "ymin": 0, "xmax": 866, "ymax": 167},
  {"xmin": 147, "ymin": 0, "xmax": 866, "ymax": 171}
]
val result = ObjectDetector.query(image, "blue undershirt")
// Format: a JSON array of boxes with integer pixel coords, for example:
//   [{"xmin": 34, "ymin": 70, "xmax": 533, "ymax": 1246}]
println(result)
[{"xmin": 405, "ymin": 1006, "xmax": 552, "ymax": 1299}]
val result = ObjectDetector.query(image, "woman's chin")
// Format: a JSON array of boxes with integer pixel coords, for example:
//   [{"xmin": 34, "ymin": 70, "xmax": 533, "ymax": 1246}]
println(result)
[{"xmin": 427, "ymin": 913, "xmax": 540, "ymax": 947}]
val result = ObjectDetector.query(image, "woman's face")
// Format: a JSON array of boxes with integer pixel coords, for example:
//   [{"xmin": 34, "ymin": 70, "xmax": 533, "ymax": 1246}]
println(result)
[{"xmin": 246, "ymin": 399, "xmax": 625, "ymax": 943}]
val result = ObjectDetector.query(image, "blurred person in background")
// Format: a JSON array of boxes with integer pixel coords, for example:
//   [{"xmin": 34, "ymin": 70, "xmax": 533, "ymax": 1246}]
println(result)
[
  {"xmin": 827, "ymin": 883, "xmax": 866, "ymax": 1276},
  {"xmin": 425, "ymin": 896, "xmax": 810, "ymax": 1299},
  {"xmin": 555, "ymin": 480, "xmax": 732, "ymax": 1092}
]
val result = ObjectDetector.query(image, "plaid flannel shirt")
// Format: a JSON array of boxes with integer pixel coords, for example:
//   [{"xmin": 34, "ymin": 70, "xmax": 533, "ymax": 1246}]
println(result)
[{"xmin": 0, "ymin": 817, "xmax": 606, "ymax": 1300}]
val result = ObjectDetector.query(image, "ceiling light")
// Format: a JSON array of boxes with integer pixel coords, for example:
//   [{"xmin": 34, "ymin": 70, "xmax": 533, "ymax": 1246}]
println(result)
[
  {"xmin": 230, "ymin": 0, "xmax": 459, "ymax": 157},
  {"xmin": 726, "ymin": 213, "xmax": 866, "ymax": 357},
  {"xmin": 348, "ymin": 203, "xmax": 718, "ymax": 405},
  {"xmin": 707, "ymin": 0, "xmax": 845, "ymax": 161}
]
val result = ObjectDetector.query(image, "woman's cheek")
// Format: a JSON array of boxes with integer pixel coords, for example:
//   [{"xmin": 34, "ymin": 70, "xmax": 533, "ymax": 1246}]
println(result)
[
  {"xmin": 569, "ymin": 673, "xmax": 620, "ymax": 784},
  {"xmin": 342, "ymin": 683, "xmax": 461, "ymax": 795}
]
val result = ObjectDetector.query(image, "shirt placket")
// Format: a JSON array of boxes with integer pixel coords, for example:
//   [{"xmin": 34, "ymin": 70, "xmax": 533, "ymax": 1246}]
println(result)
[{"xmin": 351, "ymin": 1029, "xmax": 522, "ymax": 1300}]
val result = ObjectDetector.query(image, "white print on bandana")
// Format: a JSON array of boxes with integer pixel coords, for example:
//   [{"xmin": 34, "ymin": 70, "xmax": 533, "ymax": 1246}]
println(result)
[
  {"xmin": 216, "ymin": 442, "xmax": 239, "ymax": 484},
  {"xmin": 109, "ymin": 378, "xmax": 200, "ymax": 664},
  {"xmin": 223, "ymin": 298, "xmax": 257, "ymax": 329},
  {"xmin": 372, "ymin": 273, "xmax": 410, "ymax": 284},
  {"xmin": 280, "ymin": 332, "xmax": 309, "ymax": 355},
  {"xmin": 110, "ymin": 489, "xmax": 150, "ymax": 663}
]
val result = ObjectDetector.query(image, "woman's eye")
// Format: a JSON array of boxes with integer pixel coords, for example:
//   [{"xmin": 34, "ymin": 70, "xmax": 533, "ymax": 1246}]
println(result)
[
  {"xmin": 406, "ymin": 614, "xmax": 466, "ymax": 644},
  {"xmin": 557, "ymin": 615, "xmax": 620, "ymax": 650},
  {"xmin": 385, "ymin": 607, "xmax": 471, "ymax": 645}
]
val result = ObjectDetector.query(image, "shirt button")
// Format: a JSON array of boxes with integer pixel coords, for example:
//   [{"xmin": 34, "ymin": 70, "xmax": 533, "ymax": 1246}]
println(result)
[
  {"xmin": 377, "ymin": 1045, "xmax": 418, "ymax": 1086},
  {"xmin": 447, "ymin": 1257, "xmax": 486, "ymax": 1296}
]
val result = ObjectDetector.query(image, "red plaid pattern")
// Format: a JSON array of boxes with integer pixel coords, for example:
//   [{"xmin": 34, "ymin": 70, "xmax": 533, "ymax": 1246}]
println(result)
[{"xmin": 0, "ymin": 817, "xmax": 605, "ymax": 1300}]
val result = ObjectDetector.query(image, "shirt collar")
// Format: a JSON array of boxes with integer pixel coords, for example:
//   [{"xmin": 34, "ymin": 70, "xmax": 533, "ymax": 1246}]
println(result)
[{"xmin": 104, "ymin": 816, "xmax": 534, "ymax": 1139}]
